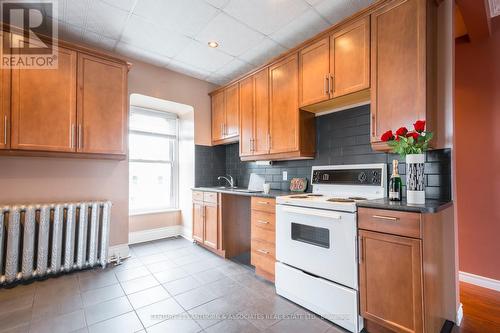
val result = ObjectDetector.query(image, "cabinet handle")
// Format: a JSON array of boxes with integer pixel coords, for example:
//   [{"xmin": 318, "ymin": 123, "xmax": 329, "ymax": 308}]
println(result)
[
  {"xmin": 257, "ymin": 249, "xmax": 270, "ymax": 255},
  {"xmin": 71, "ymin": 124, "xmax": 75, "ymax": 148},
  {"xmin": 78, "ymin": 124, "xmax": 83, "ymax": 149},
  {"xmin": 3, "ymin": 116, "xmax": 7, "ymax": 145},
  {"xmin": 324, "ymin": 74, "xmax": 329, "ymax": 95},
  {"xmin": 251, "ymin": 139, "xmax": 254, "ymax": 152},
  {"xmin": 257, "ymin": 201, "xmax": 270, "ymax": 205},
  {"xmin": 257, "ymin": 220, "xmax": 269, "ymax": 225},
  {"xmin": 358, "ymin": 236, "xmax": 363, "ymax": 264},
  {"xmin": 268, "ymin": 134, "xmax": 272, "ymax": 150},
  {"xmin": 372, "ymin": 215, "xmax": 399, "ymax": 221},
  {"xmin": 330, "ymin": 74, "xmax": 334, "ymax": 94}
]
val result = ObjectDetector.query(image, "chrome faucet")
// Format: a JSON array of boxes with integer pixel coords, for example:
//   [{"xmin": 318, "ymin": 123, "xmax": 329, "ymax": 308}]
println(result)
[{"xmin": 218, "ymin": 175, "xmax": 235, "ymax": 188}]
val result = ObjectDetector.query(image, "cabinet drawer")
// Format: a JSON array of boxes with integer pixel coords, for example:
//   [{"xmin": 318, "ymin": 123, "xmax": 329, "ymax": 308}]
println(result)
[
  {"xmin": 251, "ymin": 210, "xmax": 275, "ymax": 232},
  {"xmin": 251, "ymin": 223, "xmax": 275, "ymax": 244},
  {"xmin": 251, "ymin": 239, "xmax": 275, "ymax": 275},
  {"xmin": 358, "ymin": 208, "xmax": 421, "ymax": 239},
  {"xmin": 203, "ymin": 192, "xmax": 218, "ymax": 204},
  {"xmin": 192, "ymin": 191, "xmax": 204, "ymax": 202},
  {"xmin": 251, "ymin": 197, "xmax": 276, "ymax": 213}
]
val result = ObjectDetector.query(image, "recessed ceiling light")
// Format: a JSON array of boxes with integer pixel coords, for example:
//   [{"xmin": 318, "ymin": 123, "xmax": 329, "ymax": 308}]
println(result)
[{"xmin": 208, "ymin": 41, "xmax": 219, "ymax": 48}]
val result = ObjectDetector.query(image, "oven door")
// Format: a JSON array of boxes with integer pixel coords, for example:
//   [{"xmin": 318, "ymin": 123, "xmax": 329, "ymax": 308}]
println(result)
[{"xmin": 276, "ymin": 204, "xmax": 358, "ymax": 289}]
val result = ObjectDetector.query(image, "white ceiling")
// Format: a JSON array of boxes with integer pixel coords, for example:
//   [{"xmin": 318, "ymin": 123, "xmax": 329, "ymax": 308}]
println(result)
[{"xmin": 50, "ymin": 0, "xmax": 375, "ymax": 85}]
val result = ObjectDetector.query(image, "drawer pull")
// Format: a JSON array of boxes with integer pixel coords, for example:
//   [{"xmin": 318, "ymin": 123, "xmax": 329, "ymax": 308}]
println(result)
[
  {"xmin": 257, "ymin": 249, "xmax": 270, "ymax": 255},
  {"xmin": 257, "ymin": 201, "xmax": 270, "ymax": 205},
  {"xmin": 257, "ymin": 220, "xmax": 269, "ymax": 225},
  {"xmin": 372, "ymin": 215, "xmax": 399, "ymax": 221}
]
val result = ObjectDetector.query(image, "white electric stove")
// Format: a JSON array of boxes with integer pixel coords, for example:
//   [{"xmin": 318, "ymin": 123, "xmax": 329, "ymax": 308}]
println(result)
[{"xmin": 275, "ymin": 164, "xmax": 387, "ymax": 333}]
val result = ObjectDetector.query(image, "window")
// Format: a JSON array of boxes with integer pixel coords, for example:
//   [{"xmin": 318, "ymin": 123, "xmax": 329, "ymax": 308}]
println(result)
[{"xmin": 129, "ymin": 107, "xmax": 178, "ymax": 214}]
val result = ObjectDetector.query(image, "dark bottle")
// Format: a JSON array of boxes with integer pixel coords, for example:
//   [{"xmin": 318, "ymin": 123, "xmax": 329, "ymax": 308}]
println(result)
[{"xmin": 389, "ymin": 159, "xmax": 402, "ymax": 201}]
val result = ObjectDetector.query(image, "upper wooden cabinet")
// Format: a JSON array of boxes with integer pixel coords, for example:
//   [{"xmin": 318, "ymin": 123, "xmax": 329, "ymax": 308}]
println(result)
[
  {"xmin": 239, "ymin": 68, "xmax": 269, "ymax": 158},
  {"xmin": 211, "ymin": 84, "xmax": 239, "ymax": 144},
  {"xmin": 330, "ymin": 17, "xmax": 370, "ymax": 98},
  {"xmin": 0, "ymin": 67, "xmax": 10, "ymax": 150},
  {"xmin": 269, "ymin": 54, "xmax": 315, "ymax": 160},
  {"xmin": 370, "ymin": 0, "xmax": 436, "ymax": 150},
  {"xmin": 0, "ymin": 32, "xmax": 130, "ymax": 159},
  {"xmin": 10, "ymin": 46, "xmax": 77, "ymax": 152},
  {"xmin": 299, "ymin": 37, "xmax": 330, "ymax": 107},
  {"xmin": 77, "ymin": 53, "xmax": 128, "ymax": 155},
  {"xmin": 211, "ymin": 90, "xmax": 225, "ymax": 142},
  {"xmin": 298, "ymin": 17, "xmax": 370, "ymax": 107}
]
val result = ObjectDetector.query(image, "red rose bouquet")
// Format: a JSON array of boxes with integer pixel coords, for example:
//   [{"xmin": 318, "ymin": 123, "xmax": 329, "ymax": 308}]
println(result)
[{"xmin": 380, "ymin": 120, "xmax": 433, "ymax": 157}]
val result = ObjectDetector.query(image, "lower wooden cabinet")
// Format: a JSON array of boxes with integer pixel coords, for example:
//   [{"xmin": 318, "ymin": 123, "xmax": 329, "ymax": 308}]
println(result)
[
  {"xmin": 359, "ymin": 229, "xmax": 423, "ymax": 333},
  {"xmin": 358, "ymin": 207, "xmax": 458, "ymax": 333},
  {"xmin": 250, "ymin": 197, "xmax": 276, "ymax": 282},
  {"xmin": 192, "ymin": 191, "xmax": 220, "ymax": 251}
]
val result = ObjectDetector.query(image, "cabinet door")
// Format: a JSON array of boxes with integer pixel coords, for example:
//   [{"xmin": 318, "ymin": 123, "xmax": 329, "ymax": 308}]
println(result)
[
  {"xmin": 359, "ymin": 230, "xmax": 424, "ymax": 333},
  {"xmin": 204, "ymin": 203, "xmax": 218, "ymax": 249},
  {"xmin": 239, "ymin": 76, "xmax": 253, "ymax": 157},
  {"xmin": 371, "ymin": 0, "xmax": 426, "ymax": 146},
  {"xmin": 192, "ymin": 201, "xmax": 204, "ymax": 243},
  {"xmin": 0, "ymin": 67, "xmax": 10, "ymax": 149},
  {"xmin": 269, "ymin": 54, "xmax": 299, "ymax": 154},
  {"xmin": 77, "ymin": 53, "xmax": 127, "ymax": 155},
  {"xmin": 253, "ymin": 68, "xmax": 270, "ymax": 155},
  {"xmin": 331, "ymin": 17, "xmax": 370, "ymax": 98},
  {"xmin": 211, "ymin": 90, "xmax": 225, "ymax": 142},
  {"xmin": 224, "ymin": 83, "xmax": 239, "ymax": 138},
  {"xmin": 11, "ymin": 46, "xmax": 77, "ymax": 152},
  {"xmin": 299, "ymin": 37, "xmax": 330, "ymax": 107}
]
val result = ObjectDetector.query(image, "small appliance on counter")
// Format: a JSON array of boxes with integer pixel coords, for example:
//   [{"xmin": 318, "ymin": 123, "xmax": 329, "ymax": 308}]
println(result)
[{"xmin": 275, "ymin": 164, "xmax": 387, "ymax": 333}]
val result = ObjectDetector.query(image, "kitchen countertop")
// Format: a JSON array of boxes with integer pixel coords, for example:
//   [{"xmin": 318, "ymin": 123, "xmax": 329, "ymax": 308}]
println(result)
[
  {"xmin": 192, "ymin": 187, "xmax": 295, "ymax": 198},
  {"xmin": 356, "ymin": 198, "xmax": 453, "ymax": 213}
]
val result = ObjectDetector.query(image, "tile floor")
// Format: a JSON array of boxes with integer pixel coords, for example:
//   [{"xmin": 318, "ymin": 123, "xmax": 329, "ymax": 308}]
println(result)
[{"xmin": 0, "ymin": 237, "xmax": 347, "ymax": 333}]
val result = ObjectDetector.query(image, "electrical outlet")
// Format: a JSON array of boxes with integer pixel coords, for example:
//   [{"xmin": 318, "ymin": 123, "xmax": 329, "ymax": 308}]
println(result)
[{"xmin": 282, "ymin": 171, "xmax": 288, "ymax": 181}]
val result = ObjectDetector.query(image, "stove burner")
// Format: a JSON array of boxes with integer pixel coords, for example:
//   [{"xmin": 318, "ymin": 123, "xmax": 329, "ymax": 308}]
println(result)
[
  {"xmin": 348, "ymin": 197, "xmax": 368, "ymax": 201},
  {"xmin": 327, "ymin": 198, "xmax": 356, "ymax": 203},
  {"xmin": 307, "ymin": 194, "xmax": 323, "ymax": 197},
  {"xmin": 290, "ymin": 195, "xmax": 309, "ymax": 199}
]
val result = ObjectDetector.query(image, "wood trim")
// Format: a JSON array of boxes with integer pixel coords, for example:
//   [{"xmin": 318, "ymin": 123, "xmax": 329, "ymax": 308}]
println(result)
[
  {"xmin": 0, "ymin": 63, "xmax": 10, "ymax": 150},
  {"xmin": 208, "ymin": 0, "xmax": 392, "ymax": 95},
  {"xmin": 0, "ymin": 149, "xmax": 126, "ymax": 160},
  {"xmin": 240, "ymin": 150, "xmax": 315, "ymax": 162}
]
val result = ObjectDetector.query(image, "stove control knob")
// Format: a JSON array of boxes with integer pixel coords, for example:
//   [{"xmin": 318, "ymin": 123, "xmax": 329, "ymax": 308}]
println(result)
[{"xmin": 358, "ymin": 172, "xmax": 367, "ymax": 183}]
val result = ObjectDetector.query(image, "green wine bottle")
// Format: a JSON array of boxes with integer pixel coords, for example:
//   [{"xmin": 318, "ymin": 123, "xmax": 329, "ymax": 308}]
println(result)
[{"xmin": 389, "ymin": 159, "xmax": 403, "ymax": 201}]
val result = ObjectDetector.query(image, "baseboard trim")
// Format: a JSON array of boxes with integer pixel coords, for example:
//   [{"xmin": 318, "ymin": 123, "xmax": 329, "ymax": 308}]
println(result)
[
  {"xmin": 459, "ymin": 271, "xmax": 500, "ymax": 292},
  {"xmin": 129, "ymin": 225, "xmax": 182, "ymax": 245},
  {"xmin": 108, "ymin": 243, "xmax": 130, "ymax": 259},
  {"xmin": 180, "ymin": 226, "xmax": 193, "ymax": 242}
]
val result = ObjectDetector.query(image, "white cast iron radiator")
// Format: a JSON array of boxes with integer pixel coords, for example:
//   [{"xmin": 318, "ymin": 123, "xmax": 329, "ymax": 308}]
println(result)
[{"xmin": 0, "ymin": 201, "xmax": 112, "ymax": 286}]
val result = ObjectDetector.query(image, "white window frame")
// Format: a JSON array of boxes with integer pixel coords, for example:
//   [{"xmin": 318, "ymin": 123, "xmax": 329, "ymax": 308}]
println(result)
[{"xmin": 129, "ymin": 106, "xmax": 179, "ymax": 215}]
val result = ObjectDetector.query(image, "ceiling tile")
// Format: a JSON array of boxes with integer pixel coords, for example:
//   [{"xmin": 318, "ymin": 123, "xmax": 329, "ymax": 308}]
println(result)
[
  {"xmin": 58, "ymin": 21, "xmax": 84, "ymax": 41},
  {"xmin": 195, "ymin": 12, "xmax": 264, "ymax": 57},
  {"xmin": 173, "ymin": 40, "xmax": 234, "ymax": 72},
  {"xmin": 134, "ymin": 0, "xmax": 219, "ymax": 38},
  {"xmin": 214, "ymin": 58, "xmax": 253, "ymax": 79},
  {"xmin": 82, "ymin": 31, "xmax": 117, "ymax": 51},
  {"xmin": 56, "ymin": 0, "xmax": 90, "ymax": 28},
  {"xmin": 304, "ymin": 0, "xmax": 323, "ymax": 5},
  {"xmin": 205, "ymin": 73, "xmax": 231, "ymax": 85},
  {"xmin": 166, "ymin": 59, "xmax": 212, "ymax": 80},
  {"xmin": 239, "ymin": 37, "xmax": 286, "ymax": 67},
  {"xmin": 100, "ymin": 0, "xmax": 136, "ymax": 12},
  {"xmin": 313, "ymin": 0, "xmax": 359, "ymax": 25},
  {"xmin": 115, "ymin": 41, "xmax": 171, "ymax": 67},
  {"xmin": 223, "ymin": 0, "xmax": 309, "ymax": 35},
  {"xmin": 120, "ymin": 15, "xmax": 192, "ymax": 58},
  {"xmin": 85, "ymin": 0, "xmax": 130, "ymax": 39},
  {"xmin": 204, "ymin": 0, "xmax": 230, "ymax": 9},
  {"xmin": 270, "ymin": 8, "xmax": 329, "ymax": 48}
]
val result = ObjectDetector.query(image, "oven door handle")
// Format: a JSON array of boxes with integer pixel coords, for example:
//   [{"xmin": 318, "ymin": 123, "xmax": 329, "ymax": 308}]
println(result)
[{"xmin": 281, "ymin": 206, "xmax": 342, "ymax": 220}]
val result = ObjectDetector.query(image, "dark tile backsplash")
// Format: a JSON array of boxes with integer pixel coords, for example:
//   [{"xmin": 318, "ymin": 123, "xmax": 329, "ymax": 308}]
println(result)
[{"xmin": 195, "ymin": 105, "xmax": 452, "ymax": 201}]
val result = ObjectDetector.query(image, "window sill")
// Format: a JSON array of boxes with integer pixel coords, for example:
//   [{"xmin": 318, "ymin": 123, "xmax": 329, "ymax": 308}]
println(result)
[{"xmin": 129, "ymin": 208, "xmax": 181, "ymax": 217}]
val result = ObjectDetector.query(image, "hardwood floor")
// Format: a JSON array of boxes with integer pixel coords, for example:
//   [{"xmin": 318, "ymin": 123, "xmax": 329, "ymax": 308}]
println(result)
[{"xmin": 453, "ymin": 282, "xmax": 500, "ymax": 333}]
